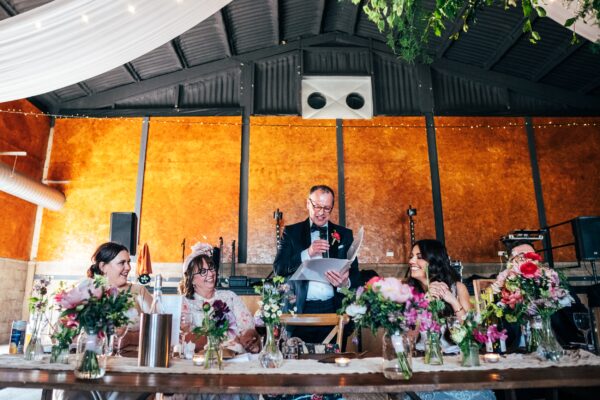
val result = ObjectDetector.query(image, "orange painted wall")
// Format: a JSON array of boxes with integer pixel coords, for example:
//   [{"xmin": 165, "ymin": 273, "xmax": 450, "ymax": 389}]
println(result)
[
  {"xmin": 247, "ymin": 116, "xmax": 337, "ymax": 264},
  {"xmin": 533, "ymin": 117, "xmax": 600, "ymax": 261},
  {"xmin": 37, "ymin": 118, "xmax": 142, "ymax": 262},
  {"xmin": 0, "ymin": 100, "xmax": 50, "ymax": 260},
  {"xmin": 436, "ymin": 117, "xmax": 538, "ymax": 263},
  {"xmin": 344, "ymin": 117, "xmax": 436, "ymax": 264},
  {"xmin": 139, "ymin": 117, "xmax": 242, "ymax": 263}
]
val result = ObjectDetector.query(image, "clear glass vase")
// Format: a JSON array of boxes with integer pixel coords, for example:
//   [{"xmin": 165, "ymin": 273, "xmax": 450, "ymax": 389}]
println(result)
[
  {"xmin": 74, "ymin": 329, "xmax": 106, "ymax": 379},
  {"xmin": 461, "ymin": 342, "xmax": 480, "ymax": 367},
  {"xmin": 424, "ymin": 331, "xmax": 444, "ymax": 365},
  {"xmin": 24, "ymin": 313, "xmax": 44, "ymax": 361},
  {"xmin": 382, "ymin": 332, "xmax": 412, "ymax": 380},
  {"xmin": 50, "ymin": 345, "xmax": 70, "ymax": 364},
  {"xmin": 259, "ymin": 323, "xmax": 283, "ymax": 368},
  {"xmin": 203, "ymin": 336, "xmax": 224, "ymax": 370},
  {"xmin": 534, "ymin": 315, "xmax": 564, "ymax": 362}
]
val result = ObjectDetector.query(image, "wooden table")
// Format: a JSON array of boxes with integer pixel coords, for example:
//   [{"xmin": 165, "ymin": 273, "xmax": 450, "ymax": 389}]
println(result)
[{"xmin": 1, "ymin": 365, "xmax": 599, "ymax": 395}]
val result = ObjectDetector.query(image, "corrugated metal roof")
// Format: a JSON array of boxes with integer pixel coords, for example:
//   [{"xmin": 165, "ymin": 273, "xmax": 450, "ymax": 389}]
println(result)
[
  {"xmin": 116, "ymin": 87, "xmax": 177, "ymax": 109},
  {"xmin": 223, "ymin": 0, "xmax": 279, "ymax": 54},
  {"xmin": 541, "ymin": 44, "xmax": 600, "ymax": 92},
  {"xmin": 129, "ymin": 43, "xmax": 182, "ymax": 80},
  {"xmin": 254, "ymin": 52, "xmax": 300, "ymax": 114},
  {"xmin": 303, "ymin": 48, "xmax": 371, "ymax": 75},
  {"xmin": 7, "ymin": 0, "xmax": 50, "ymax": 13},
  {"xmin": 280, "ymin": 0, "xmax": 324, "ymax": 40},
  {"xmin": 493, "ymin": 18, "xmax": 573, "ymax": 79},
  {"xmin": 372, "ymin": 53, "xmax": 420, "ymax": 115},
  {"xmin": 53, "ymin": 84, "xmax": 87, "ymax": 102},
  {"xmin": 178, "ymin": 13, "xmax": 231, "ymax": 67},
  {"xmin": 321, "ymin": 0, "xmax": 359, "ymax": 34},
  {"xmin": 83, "ymin": 66, "xmax": 136, "ymax": 94},
  {"xmin": 180, "ymin": 70, "xmax": 241, "ymax": 107}
]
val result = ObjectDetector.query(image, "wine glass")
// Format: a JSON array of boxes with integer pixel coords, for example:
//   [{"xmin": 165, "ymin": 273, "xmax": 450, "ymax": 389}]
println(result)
[
  {"xmin": 573, "ymin": 312, "xmax": 592, "ymax": 351},
  {"xmin": 113, "ymin": 325, "xmax": 129, "ymax": 357}
]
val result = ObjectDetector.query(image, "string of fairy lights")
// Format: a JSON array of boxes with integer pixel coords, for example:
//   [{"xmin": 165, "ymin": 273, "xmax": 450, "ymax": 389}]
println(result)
[{"xmin": 1, "ymin": 108, "xmax": 599, "ymax": 131}]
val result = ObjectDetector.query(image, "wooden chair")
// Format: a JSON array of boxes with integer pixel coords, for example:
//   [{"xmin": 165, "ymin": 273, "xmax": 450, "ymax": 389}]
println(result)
[
  {"xmin": 280, "ymin": 313, "xmax": 349, "ymax": 348},
  {"xmin": 473, "ymin": 278, "xmax": 496, "ymax": 314}
]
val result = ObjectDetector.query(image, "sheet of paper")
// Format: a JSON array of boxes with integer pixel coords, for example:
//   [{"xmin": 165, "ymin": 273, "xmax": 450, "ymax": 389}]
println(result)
[{"xmin": 289, "ymin": 226, "xmax": 364, "ymax": 283}]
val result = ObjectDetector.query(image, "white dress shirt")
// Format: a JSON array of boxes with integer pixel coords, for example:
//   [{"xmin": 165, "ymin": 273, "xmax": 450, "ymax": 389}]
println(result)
[{"xmin": 301, "ymin": 223, "xmax": 335, "ymax": 301}]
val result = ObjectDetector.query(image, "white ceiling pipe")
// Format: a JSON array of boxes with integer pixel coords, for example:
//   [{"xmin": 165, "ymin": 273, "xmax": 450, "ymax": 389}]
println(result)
[{"xmin": 0, "ymin": 162, "xmax": 65, "ymax": 210}]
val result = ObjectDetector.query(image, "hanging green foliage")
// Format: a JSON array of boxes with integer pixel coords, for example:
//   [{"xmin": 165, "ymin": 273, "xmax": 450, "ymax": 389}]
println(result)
[{"xmin": 346, "ymin": 0, "xmax": 600, "ymax": 64}]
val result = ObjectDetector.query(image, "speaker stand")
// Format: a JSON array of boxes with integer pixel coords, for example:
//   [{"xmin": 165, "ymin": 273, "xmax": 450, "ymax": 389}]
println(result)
[{"xmin": 591, "ymin": 260, "xmax": 598, "ymax": 285}]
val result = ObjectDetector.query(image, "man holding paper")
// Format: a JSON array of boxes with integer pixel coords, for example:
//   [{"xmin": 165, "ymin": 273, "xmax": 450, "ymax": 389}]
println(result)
[{"xmin": 273, "ymin": 185, "xmax": 360, "ymax": 343}]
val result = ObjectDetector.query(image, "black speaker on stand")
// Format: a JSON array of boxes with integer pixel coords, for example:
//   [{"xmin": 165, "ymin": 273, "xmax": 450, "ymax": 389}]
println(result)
[
  {"xmin": 110, "ymin": 212, "xmax": 138, "ymax": 256},
  {"xmin": 572, "ymin": 216, "xmax": 600, "ymax": 284}
]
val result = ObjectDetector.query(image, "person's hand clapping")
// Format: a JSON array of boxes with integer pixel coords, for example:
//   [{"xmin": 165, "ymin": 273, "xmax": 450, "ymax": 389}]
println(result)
[
  {"xmin": 308, "ymin": 239, "xmax": 330, "ymax": 257},
  {"xmin": 325, "ymin": 269, "xmax": 349, "ymax": 288}
]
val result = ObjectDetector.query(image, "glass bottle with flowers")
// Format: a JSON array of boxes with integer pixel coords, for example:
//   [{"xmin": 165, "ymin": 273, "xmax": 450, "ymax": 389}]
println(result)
[
  {"xmin": 53, "ymin": 276, "xmax": 133, "ymax": 379},
  {"xmin": 448, "ymin": 311, "xmax": 488, "ymax": 367},
  {"xmin": 420, "ymin": 264, "xmax": 446, "ymax": 366},
  {"xmin": 254, "ymin": 276, "xmax": 293, "ymax": 368},
  {"xmin": 192, "ymin": 300, "xmax": 233, "ymax": 370},
  {"xmin": 25, "ymin": 278, "xmax": 51, "ymax": 361},
  {"xmin": 486, "ymin": 251, "xmax": 572, "ymax": 361},
  {"xmin": 342, "ymin": 276, "xmax": 429, "ymax": 380}
]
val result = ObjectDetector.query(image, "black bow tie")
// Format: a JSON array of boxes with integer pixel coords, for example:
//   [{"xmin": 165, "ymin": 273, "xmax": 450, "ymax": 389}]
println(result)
[{"xmin": 310, "ymin": 225, "xmax": 327, "ymax": 235}]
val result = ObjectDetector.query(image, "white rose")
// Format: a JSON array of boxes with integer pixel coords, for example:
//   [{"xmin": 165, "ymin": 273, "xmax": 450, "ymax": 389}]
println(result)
[
  {"xmin": 277, "ymin": 310, "xmax": 282, "ymax": 316},
  {"xmin": 346, "ymin": 304, "xmax": 367, "ymax": 318},
  {"xmin": 264, "ymin": 304, "xmax": 270, "ymax": 311}
]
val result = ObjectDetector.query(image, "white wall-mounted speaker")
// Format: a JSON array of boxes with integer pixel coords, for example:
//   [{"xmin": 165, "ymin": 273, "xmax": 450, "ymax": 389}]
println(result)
[{"xmin": 301, "ymin": 76, "xmax": 373, "ymax": 119}]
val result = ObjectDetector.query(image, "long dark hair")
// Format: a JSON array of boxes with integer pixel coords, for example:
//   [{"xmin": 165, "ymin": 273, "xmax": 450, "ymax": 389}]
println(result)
[
  {"xmin": 87, "ymin": 242, "xmax": 129, "ymax": 278},
  {"xmin": 407, "ymin": 239, "xmax": 459, "ymax": 317},
  {"xmin": 179, "ymin": 254, "xmax": 216, "ymax": 299}
]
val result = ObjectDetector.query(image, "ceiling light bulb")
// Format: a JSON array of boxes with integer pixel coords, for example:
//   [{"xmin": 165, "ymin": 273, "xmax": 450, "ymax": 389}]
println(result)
[
  {"xmin": 128, "ymin": 5, "xmax": 136, "ymax": 14},
  {"xmin": 81, "ymin": 14, "xmax": 89, "ymax": 23},
  {"xmin": 35, "ymin": 21, "xmax": 42, "ymax": 30}
]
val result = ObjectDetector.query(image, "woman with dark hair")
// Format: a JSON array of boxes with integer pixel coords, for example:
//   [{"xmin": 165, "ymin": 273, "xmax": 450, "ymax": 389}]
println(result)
[
  {"xmin": 405, "ymin": 239, "xmax": 496, "ymax": 400},
  {"xmin": 87, "ymin": 241, "xmax": 152, "ymax": 349},
  {"xmin": 179, "ymin": 242, "xmax": 260, "ymax": 355},
  {"xmin": 407, "ymin": 239, "xmax": 470, "ymax": 319}
]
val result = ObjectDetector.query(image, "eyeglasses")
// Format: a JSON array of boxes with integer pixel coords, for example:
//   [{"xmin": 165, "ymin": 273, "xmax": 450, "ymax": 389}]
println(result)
[
  {"xmin": 508, "ymin": 252, "xmax": 527, "ymax": 263},
  {"xmin": 308, "ymin": 198, "xmax": 333, "ymax": 214},
  {"xmin": 193, "ymin": 266, "xmax": 216, "ymax": 277}
]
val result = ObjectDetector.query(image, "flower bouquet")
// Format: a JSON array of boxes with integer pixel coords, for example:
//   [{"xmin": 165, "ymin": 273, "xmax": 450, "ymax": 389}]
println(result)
[
  {"xmin": 53, "ymin": 276, "xmax": 133, "ymax": 379},
  {"xmin": 342, "ymin": 276, "xmax": 428, "ymax": 380},
  {"xmin": 25, "ymin": 278, "xmax": 51, "ymax": 361},
  {"xmin": 485, "ymin": 252, "xmax": 573, "ymax": 360},
  {"xmin": 192, "ymin": 300, "xmax": 235, "ymax": 370},
  {"xmin": 449, "ymin": 311, "xmax": 487, "ymax": 366},
  {"xmin": 254, "ymin": 276, "xmax": 293, "ymax": 368}
]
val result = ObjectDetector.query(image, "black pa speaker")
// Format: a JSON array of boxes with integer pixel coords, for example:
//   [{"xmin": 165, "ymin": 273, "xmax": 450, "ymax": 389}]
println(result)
[
  {"xmin": 571, "ymin": 216, "xmax": 600, "ymax": 261},
  {"xmin": 110, "ymin": 212, "xmax": 138, "ymax": 256}
]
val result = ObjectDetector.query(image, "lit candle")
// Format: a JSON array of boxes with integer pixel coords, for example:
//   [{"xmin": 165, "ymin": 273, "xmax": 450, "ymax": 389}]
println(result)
[
  {"xmin": 334, "ymin": 357, "xmax": 350, "ymax": 367},
  {"xmin": 192, "ymin": 354, "xmax": 205, "ymax": 366},
  {"xmin": 483, "ymin": 353, "xmax": 500, "ymax": 363}
]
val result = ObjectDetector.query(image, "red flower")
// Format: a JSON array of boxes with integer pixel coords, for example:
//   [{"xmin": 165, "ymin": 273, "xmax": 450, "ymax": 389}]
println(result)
[
  {"xmin": 519, "ymin": 261, "xmax": 539, "ymax": 278},
  {"xmin": 331, "ymin": 230, "xmax": 341, "ymax": 245},
  {"xmin": 365, "ymin": 276, "xmax": 381, "ymax": 288},
  {"xmin": 525, "ymin": 252, "xmax": 542, "ymax": 261}
]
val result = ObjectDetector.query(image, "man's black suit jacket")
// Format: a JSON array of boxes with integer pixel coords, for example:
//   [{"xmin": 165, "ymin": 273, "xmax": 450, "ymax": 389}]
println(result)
[{"xmin": 273, "ymin": 218, "xmax": 360, "ymax": 313}]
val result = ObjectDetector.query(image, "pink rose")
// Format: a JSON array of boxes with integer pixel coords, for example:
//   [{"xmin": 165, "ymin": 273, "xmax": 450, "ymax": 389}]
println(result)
[
  {"xmin": 525, "ymin": 252, "xmax": 542, "ymax": 261},
  {"xmin": 519, "ymin": 261, "xmax": 539, "ymax": 279},
  {"xmin": 375, "ymin": 278, "xmax": 412, "ymax": 303},
  {"xmin": 365, "ymin": 276, "xmax": 381, "ymax": 288}
]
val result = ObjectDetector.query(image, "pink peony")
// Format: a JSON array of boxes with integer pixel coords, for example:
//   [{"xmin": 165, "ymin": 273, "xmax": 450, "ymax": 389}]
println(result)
[
  {"xmin": 519, "ymin": 261, "xmax": 540, "ymax": 279},
  {"xmin": 473, "ymin": 330, "xmax": 488, "ymax": 344},
  {"xmin": 500, "ymin": 288, "xmax": 523, "ymax": 309},
  {"xmin": 56, "ymin": 279, "xmax": 102, "ymax": 309},
  {"xmin": 374, "ymin": 278, "xmax": 412, "ymax": 303}
]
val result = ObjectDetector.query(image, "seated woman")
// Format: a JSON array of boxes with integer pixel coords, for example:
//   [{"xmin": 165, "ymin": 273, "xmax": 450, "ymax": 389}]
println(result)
[
  {"xmin": 179, "ymin": 242, "xmax": 260, "ymax": 355},
  {"xmin": 405, "ymin": 239, "xmax": 496, "ymax": 400},
  {"xmin": 54, "ymin": 242, "xmax": 152, "ymax": 400}
]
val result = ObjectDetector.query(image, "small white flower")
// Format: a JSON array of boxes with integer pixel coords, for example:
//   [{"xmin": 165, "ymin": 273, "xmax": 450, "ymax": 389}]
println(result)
[
  {"xmin": 264, "ymin": 304, "xmax": 270, "ymax": 311},
  {"xmin": 277, "ymin": 310, "xmax": 282, "ymax": 316}
]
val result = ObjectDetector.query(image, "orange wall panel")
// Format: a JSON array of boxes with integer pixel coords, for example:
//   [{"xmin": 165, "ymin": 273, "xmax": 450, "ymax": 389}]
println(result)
[
  {"xmin": 247, "ymin": 116, "xmax": 337, "ymax": 264},
  {"xmin": 0, "ymin": 100, "xmax": 50, "ymax": 260},
  {"xmin": 436, "ymin": 117, "xmax": 538, "ymax": 262},
  {"xmin": 37, "ymin": 118, "xmax": 142, "ymax": 262},
  {"xmin": 533, "ymin": 117, "xmax": 600, "ymax": 261},
  {"xmin": 139, "ymin": 117, "xmax": 242, "ymax": 262},
  {"xmin": 344, "ymin": 117, "xmax": 436, "ymax": 264}
]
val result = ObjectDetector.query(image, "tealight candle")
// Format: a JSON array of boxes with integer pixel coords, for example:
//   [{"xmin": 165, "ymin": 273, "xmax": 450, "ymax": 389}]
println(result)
[
  {"xmin": 193, "ymin": 354, "xmax": 206, "ymax": 366},
  {"xmin": 335, "ymin": 357, "xmax": 350, "ymax": 367},
  {"xmin": 483, "ymin": 353, "xmax": 500, "ymax": 363}
]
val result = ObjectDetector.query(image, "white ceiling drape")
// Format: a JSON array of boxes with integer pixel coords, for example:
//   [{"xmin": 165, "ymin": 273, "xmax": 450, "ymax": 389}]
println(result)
[{"xmin": 0, "ymin": 0, "xmax": 231, "ymax": 103}]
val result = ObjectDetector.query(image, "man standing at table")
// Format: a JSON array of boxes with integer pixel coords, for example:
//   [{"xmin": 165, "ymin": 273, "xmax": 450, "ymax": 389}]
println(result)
[{"xmin": 273, "ymin": 185, "xmax": 360, "ymax": 343}]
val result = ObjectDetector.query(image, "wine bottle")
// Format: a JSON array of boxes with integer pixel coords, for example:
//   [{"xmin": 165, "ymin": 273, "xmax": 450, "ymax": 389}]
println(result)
[{"xmin": 149, "ymin": 274, "xmax": 164, "ymax": 314}]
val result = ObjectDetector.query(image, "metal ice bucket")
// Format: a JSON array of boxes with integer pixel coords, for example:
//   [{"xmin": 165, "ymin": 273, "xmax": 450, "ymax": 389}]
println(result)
[{"xmin": 138, "ymin": 313, "xmax": 172, "ymax": 367}]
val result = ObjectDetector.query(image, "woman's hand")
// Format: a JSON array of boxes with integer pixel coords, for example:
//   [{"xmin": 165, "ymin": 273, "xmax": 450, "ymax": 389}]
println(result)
[
  {"xmin": 239, "ymin": 329, "xmax": 261, "ymax": 353},
  {"xmin": 429, "ymin": 281, "xmax": 459, "ymax": 307}
]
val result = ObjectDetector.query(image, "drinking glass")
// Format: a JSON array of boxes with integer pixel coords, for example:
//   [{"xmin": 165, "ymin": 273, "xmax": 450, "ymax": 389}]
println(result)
[
  {"xmin": 573, "ymin": 312, "xmax": 592, "ymax": 351},
  {"xmin": 113, "ymin": 325, "xmax": 129, "ymax": 357}
]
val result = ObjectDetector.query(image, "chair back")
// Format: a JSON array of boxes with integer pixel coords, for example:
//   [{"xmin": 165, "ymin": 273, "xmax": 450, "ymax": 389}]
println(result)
[
  {"xmin": 473, "ymin": 279, "xmax": 496, "ymax": 314},
  {"xmin": 280, "ymin": 313, "xmax": 349, "ymax": 347}
]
